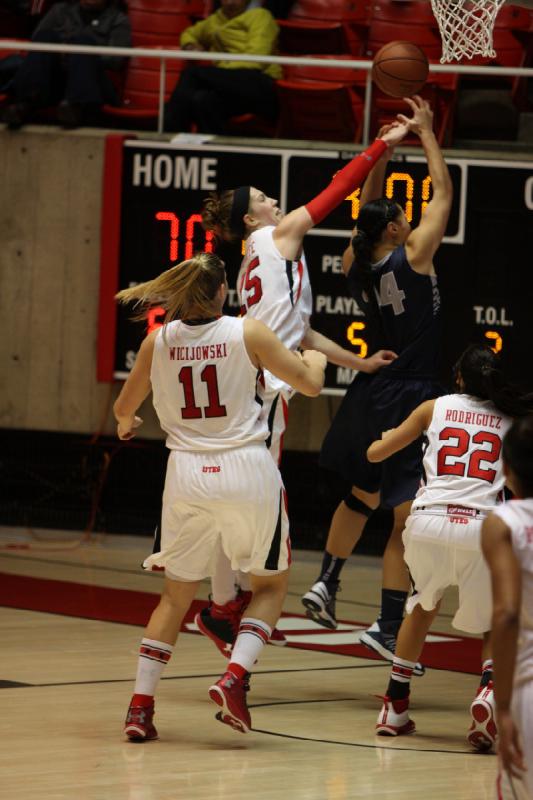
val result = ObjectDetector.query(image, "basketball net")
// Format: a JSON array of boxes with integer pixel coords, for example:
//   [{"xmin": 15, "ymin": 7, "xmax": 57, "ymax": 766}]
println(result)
[{"xmin": 430, "ymin": 0, "xmax": 506, "ymax": 62}]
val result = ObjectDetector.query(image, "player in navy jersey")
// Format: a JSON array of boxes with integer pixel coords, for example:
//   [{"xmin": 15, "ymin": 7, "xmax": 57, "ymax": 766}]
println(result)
[
  {"xmin": 302, "ymin": 97, "xmax": 453, "ymax": 674},
  {"xmin": 113, "ymin": 252, "xmax": 327, "ymax": 739},
  {"xmin": 198, "ymin": 123, "xmax": 411, "ymax": 656}
]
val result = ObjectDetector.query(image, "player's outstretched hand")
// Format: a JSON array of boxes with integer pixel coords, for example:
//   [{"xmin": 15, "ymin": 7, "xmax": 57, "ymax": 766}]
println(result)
[
  {"xmin": 379, "ymin": 120, "xmax": 409, "ymax": 148},
  {"xmin": 117, "ymin": 415, "xmax": 144, "ymax": 441},
  {"xmin": 497, "ymin": 711, "xmax": 527, "ymax": 779},
  {"xmin": 377, "ymin": 124, "xmax": 399, "ymax": 157},
  {"xmin": 364, "ymin": 349, "xmax": 398, "ymax": 373},
  {"xmin": 396, "ymin": 95, "xmax": 433, "ymax": 136}
]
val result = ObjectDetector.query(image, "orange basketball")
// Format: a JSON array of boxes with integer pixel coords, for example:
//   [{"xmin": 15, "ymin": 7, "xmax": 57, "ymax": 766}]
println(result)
[{"xmin": 372, "ymin": 41, "xmax": 429, "ymax": 97}]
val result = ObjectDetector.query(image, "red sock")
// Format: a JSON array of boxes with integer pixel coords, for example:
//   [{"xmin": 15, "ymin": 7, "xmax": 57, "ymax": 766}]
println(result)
[
  {"xmin": 228, "ymin": 662, "xmax": 248, "ymax": 680},
  {"xmin": 131, "ymin": 693, "xmax": 154, "ymax": 707}
]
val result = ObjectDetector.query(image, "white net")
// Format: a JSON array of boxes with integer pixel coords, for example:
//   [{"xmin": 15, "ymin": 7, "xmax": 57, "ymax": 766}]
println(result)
[{"xmin": 430, "ymin": 0, "xmax": 506, "ymax": 62}]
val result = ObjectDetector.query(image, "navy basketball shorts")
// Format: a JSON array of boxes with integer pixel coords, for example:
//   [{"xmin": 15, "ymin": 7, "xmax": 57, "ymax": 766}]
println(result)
[{"xmin": 320, "ymin": 372, "xmax": 443, "ymax": 509}]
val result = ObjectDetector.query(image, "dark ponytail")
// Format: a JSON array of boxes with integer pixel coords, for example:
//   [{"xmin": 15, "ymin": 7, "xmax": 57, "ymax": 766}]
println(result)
[
  {"xmin": 455, "ymin": 344, "xmax": 533, "ymax": 418},
  {"xmin": 346, "ymin": 198, "xmax": 402, "ymax": 322}
]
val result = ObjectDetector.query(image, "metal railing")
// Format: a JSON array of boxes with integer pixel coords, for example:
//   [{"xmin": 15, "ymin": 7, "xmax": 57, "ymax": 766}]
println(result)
[{"xmin": 1, "ymin": 38, "xmax": 532, "ymax": 142}]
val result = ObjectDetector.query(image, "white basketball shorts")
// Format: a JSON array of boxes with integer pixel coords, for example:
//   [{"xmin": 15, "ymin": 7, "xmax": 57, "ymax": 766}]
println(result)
[
  {"xmin": 403, "ymin": 512, "xmax": 491, "ymax": 634},
  {"xmin": 496, "ymin": 681, "xmax": 533, "ymax": 800},
  {"xmin": 143, "ymin": 444, "xmax": 290, "ymax": 580}
]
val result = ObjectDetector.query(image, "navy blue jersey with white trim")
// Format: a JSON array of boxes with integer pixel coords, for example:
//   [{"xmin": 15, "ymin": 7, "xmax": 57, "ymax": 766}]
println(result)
[{"xmin": 347, "ymin": 245, "xmax": 441, "ymax": 377}]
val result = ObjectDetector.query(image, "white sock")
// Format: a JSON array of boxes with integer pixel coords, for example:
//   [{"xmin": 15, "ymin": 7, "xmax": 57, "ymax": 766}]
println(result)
[
  {"xmin": 230, "ymin": 617, "xmax": 272, "ymax": 673},
  {"xmin": 237, "ymin": 571, "xmax": 251, "ymax": 591},
  {"xmin": 211, "ymin": 550, "xmax": 238, "ymax": 605},
  {"xmin": 133, "ymin": 638, "xmax": 173, "ymax": 697}
]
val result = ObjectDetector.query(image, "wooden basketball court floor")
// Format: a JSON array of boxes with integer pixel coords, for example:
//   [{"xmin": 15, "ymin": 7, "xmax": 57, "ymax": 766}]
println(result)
[{"xmin": 0, "ymin": 525, "xmax": 499, "ymax": 800}]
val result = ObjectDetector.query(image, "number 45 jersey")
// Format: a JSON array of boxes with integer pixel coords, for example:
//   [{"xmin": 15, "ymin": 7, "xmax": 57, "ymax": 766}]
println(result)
[
  {"xmin": 150, "ymin": 317, "xmax": 268, "ymax": 451},
  {"xmin": 416, "ymin": 394, "xmax": 512, "ymax": 512},
  {"xmin": 238, "ymin": 225, "xmax": 313, "ymax": 395}
]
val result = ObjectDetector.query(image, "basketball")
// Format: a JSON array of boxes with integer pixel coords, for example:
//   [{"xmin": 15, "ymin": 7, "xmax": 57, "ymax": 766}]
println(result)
[{"xmin": 372, "ymin": 41, "xmax": 429, "ymax": 98}]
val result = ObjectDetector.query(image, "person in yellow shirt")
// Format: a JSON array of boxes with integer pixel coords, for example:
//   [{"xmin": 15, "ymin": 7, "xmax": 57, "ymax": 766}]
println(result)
[{"xmin": 164, "ymin": 0, "xmax": 281, "ymax": 134}]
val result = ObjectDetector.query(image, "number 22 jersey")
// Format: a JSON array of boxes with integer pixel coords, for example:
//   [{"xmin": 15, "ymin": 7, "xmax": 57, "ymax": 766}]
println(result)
[
  {"xmin": 415, "ymin": 393, "xmax": 512, "ymax": 512},
  {"xmin": 150, "ymin": 317, "xmax": 268, "ymax": 451}
]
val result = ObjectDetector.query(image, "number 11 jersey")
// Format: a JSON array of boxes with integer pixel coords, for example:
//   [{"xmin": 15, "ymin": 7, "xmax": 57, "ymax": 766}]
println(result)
[
  {"xmin": 416, "ymin": 393, "xmax": 512, "ymax": 512},
  {"xmin": 150, "ymin": 317, "xmax": 268, "ymax": 451}
]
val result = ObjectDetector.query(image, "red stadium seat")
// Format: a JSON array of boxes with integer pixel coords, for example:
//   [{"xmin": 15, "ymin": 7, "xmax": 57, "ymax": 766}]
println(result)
[
  {"xmin": 127, "ymin": 0, "xmax": 210, "ymax": 15},
  {"xmin": 278, "ymin": 20, "xmax": 351, "ymax": 55},
  {"xmin": 366, "ymin": 20, "xmax": 442, "ymax": 60},
  {"xmin": 285, "ymin": 0, "xmax": 369, "ymax": 56},
  {"xmin": 289, "ymin": 0, "xmax": 369, "ymax": 23},
  {"xmin": 366, "ymin": 1, "xmax": 442, "ymax": 60},
  {"xmin": 493, "ymin": 3, "xmax": 532, "ymax": 30},
  {"xmin": 103, "ymin": 57, "xmax": 275, "ymax": 135},
  {"xmin": 129, "ymin": 13, "xmax": 191, "ymax": 47},
  {"xmin": 453, "ymin": 29, "xmax": 527, "ymax": 103},
  {"xmin": 282, "ymin": 52, "xmax": 367, "ymax": 87},
  {"xmin": 226, "ymin": 112, "xmax": 277, "ymax": 137},
  {"xmin": 102, "ymin": 54, "xmax": 184, "ymax": 125},
  {"xmin": 276, "ymin": 79, "xmax": 363, "ymax": 142},
  {"xmin": 369, "ymin": 0, "xmax": 437, "ymax": 26}
]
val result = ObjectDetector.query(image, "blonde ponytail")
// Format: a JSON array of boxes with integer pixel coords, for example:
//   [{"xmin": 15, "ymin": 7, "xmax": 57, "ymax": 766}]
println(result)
[{"xmin": 116, "ymin": 252, "xmax": 226, "ymax": 323}]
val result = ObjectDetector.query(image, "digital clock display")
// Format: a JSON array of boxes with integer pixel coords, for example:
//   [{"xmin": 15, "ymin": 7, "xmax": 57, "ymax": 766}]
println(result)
[{"xmin": 98, "ymin": 138, "xmax": 533, "ymax": 393}]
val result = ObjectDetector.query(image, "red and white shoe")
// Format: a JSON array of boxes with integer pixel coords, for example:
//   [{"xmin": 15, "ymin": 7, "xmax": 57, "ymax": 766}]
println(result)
[
  {"xmin": 208, "ymin": 670, "xmax": 251, "ymax": 734},
  {"xmin": 376, "ymin": 696, "xmax": 416, "ymax": 736},
  {"xmin": 467, "ymin": 681, "xmax": 497, "ymax": 751},
  {"xmin": 269, "ymin": 627, "xmax": 288, "ymax": 646},
  {"xmin": 124, "ymin": 701, "xmax": 158, "ymax": 741}
]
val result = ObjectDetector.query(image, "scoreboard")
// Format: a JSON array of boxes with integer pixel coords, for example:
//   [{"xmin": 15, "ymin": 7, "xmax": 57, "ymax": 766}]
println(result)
[{"xmin": 98, "ymin": 137, "xmax": 533, "ymax": 393}]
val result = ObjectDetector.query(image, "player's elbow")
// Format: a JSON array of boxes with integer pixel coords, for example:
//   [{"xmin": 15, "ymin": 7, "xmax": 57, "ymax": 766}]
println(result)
[{"xmin": 300, "ymin": 377, "xmax": 323, "ymax": 397}]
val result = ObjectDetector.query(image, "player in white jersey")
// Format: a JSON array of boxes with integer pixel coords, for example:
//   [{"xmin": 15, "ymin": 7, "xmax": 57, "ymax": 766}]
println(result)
[
  {"xmin": 365, "ymin": 344, "xmax": 532, "ymax": 748},
  {"xmin": 198, "ymin": 123, "xmax": 410, "ymax": 653},
  {"xmin": 482, "ymin": 416, "xmax": 533, "ymax": 800},
  {"xmin": 112, "ymin": 252, "xmax": 327, "ymax": 740}
]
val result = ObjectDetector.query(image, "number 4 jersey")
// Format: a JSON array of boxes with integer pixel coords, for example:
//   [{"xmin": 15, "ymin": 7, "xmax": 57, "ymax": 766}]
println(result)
[
  {"xmin": 416, "ymin": 394, "xmax": 512, "ymax": 512},
  {"xmin": 348, "ymin": 244, "xmax": 442, "ymax": 376},
  {"xmin": 150, "ymin": 316, "xmax": 268, "ymax": 451}
]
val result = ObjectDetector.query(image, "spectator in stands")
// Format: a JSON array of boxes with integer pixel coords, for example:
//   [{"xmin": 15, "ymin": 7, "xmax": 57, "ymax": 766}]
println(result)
[
  {"xmin": 213, "ymin": 0, "xmax": 297, "ymax": 18},
  {"xmin": 164, "ymin": 0, "xmax": 282, "ymax": 135},
  {"xmin": 2, "ymin": 0, "xmax": 131, "ymax": 129}
]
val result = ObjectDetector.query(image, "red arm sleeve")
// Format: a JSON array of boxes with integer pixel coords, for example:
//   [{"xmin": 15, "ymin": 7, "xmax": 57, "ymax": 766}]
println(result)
[{"xmin": 305, "ymin": 139, "xmax": 388, "ymax": 225}]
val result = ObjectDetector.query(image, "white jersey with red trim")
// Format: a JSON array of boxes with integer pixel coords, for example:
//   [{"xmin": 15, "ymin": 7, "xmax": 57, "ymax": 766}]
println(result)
[
  {"xmin": 492, "ymin": 498, "xmax": 533, "ymax": 688},
  {"xmin": 150, "ymin": 316, "xmax": 268, "ymax": 451},
  {"xmin": 238, "ymin": 225, "xmax": 313, "ymax": 393},
  {"xmin": 414, "ymin": 394, "xmax": 512, "ymax": 512}
]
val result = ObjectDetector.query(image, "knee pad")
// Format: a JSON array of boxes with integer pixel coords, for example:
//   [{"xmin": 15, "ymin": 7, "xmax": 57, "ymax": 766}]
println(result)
[{"xmin": 343, "ymin": 492, "xmax": 373, "ymax": 518}]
